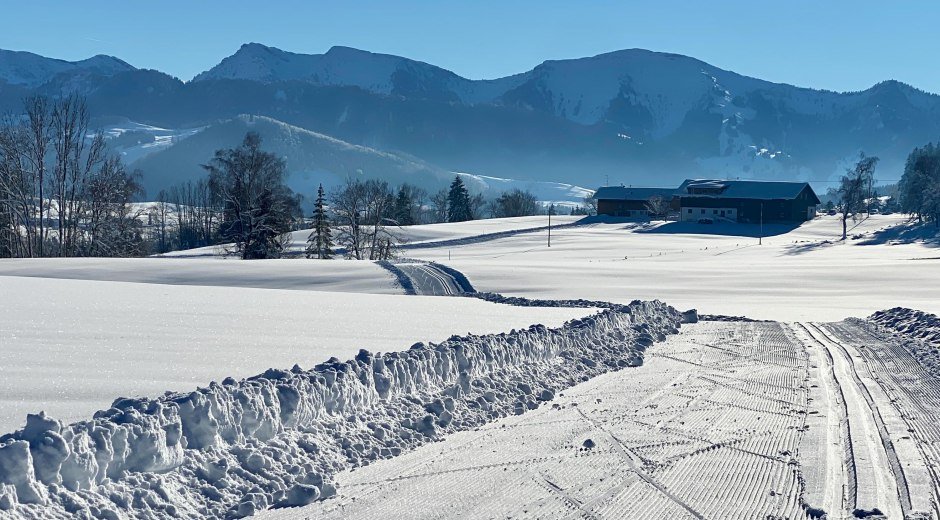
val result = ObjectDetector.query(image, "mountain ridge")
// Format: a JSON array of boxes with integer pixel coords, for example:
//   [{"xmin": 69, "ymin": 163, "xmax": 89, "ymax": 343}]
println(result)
[
  {"xmin": 2, "ymin": 44, "xmax": 939, "ymax": 197},
  {"xmin": 0, "ymin": 49, "xmax": 134, "ymax": 87}
]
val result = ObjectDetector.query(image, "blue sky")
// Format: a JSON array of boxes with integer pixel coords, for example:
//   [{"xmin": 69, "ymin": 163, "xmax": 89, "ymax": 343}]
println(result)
[{"xmin": 2, "ymin": 1, "xmax": 936, "ymax": 93}]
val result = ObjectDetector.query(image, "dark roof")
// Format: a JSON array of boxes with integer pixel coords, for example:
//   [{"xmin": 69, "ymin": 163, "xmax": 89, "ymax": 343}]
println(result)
[
  {"xmin": 593, "ymin": 186, "xmax": 676, "ymax": 201},
  {"xmin": 677, "ymin": 179, "xmax": 820, "ymax": 204}
]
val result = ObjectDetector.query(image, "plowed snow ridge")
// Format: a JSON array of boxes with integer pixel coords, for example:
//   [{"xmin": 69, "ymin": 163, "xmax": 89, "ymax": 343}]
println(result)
[{"xmin": 0, "ymin": 299, "xmax": 681, "ymax": 518}]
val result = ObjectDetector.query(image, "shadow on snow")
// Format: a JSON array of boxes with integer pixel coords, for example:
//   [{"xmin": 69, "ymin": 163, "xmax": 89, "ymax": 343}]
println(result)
[
  {"xmin": 635, "ymin": 221, "xmax": 801, "ymax": 238},
  {"xmin": 855, "ymin": 222, "xmax": 940, "ymax": 248}
]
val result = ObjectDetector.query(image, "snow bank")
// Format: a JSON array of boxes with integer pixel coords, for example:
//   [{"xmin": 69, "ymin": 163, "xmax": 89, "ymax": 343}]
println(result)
[
  {"xmin": 0, "ymin": 300, "xmax": 681, "ymax": 518},
  {"xmin": 864, "ymin": 308, "xmax": 940, "ymax": 381},
  {"xmin": 868, "ymin": 307, "xmax": 940, "ymax": 345},
  {"xmin": 467, "ymin": 292, "xmax": 697, "ymax": 322}
]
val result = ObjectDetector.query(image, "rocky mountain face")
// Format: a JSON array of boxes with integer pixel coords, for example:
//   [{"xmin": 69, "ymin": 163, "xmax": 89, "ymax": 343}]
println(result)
[{"xmin": 1, "ymin": 44, "xmax": 937, "ymax": 197}]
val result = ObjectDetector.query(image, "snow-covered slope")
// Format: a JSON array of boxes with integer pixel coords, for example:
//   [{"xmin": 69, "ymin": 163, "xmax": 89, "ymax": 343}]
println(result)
[
  {"xmin": 130, "ymin": 114, "xmax": 453, "ymax": 198},
  {"xmin": 100, "ymin": 120, "xmax": 204, "ymax": 164},
  {"xmin": 0, "ymin": 49, "xmax": 133, "ymax": 87}
]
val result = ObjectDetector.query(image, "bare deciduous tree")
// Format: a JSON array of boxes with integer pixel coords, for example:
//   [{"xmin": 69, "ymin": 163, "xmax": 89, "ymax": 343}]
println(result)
[
  {"xmin": 582, "ymin": 194, "xmax": 598, "ymax": 216},
  {"xmin": 645, "ymin": 195, "xmax": 670, "ymax": 221},
  {"xmin": 836, "ymin": 154, "xmax": 878, "ymax": 240},
  {"xmin": 0, "ymin": 95, "xmax": 143, "ymax": 257},
  {"xmin": 331, "ymin": 178, "xmax": 403, "ymax": 260},
  {"xmin": 492, "ymin": 188, "xmax": 539, "ymax": 218},
  {"xmin": 430, "ymin": 189, "xmax": 448, "ymax": 223}
]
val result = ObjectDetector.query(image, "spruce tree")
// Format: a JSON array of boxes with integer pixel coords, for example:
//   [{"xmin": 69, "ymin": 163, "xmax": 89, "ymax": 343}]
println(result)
[
  {"xmin": 306, "ymin": 184, "xmax": 334, "ymax": 259},
  {"xmin": 446, "ymin": 176, "xmax": 472, "ymax": 222},
  {"xmin": 394, "ymin": 186, "xmax": 414, "ymax": 225}
]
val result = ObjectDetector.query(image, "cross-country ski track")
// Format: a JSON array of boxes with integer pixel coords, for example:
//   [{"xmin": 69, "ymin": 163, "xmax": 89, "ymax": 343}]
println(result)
[{"xmin": 263, "ymin": 319, "xmax": 940, "ymax": 520}]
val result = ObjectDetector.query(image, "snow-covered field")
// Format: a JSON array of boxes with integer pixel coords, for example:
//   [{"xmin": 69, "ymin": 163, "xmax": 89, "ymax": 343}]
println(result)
[
  {"xmin": 0, "ymin": 258, "xmax": 401, "ymax": 293},
  {"xmin": 2, "ymin": 213, "xmax": 940, "ymax": 518},
  {"xmin": 405, "ymin": 214, "xmax": 940, "ymax": 321},
  {"xmin": 0, "ymin": 275, "xmax": 591, "ymax": 433},
  {"xmin": 163, "ymin": 215, "xmax": 583, "ymax": 258}
]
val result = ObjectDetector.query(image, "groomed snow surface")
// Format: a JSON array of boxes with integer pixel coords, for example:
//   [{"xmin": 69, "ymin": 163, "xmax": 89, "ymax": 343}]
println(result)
[{"xmin": 262, "ymin": 319, "xmax": 940, "ymax": 520}]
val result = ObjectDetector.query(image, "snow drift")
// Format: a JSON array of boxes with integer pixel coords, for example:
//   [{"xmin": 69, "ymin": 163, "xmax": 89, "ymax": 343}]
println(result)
[
  {"xmin": 0, "ymin": 300, "xmax": 681, "ymax": 519},
  {"xmin": 868, "ymin": 307, "xmax": 940, "ymax": 345}
]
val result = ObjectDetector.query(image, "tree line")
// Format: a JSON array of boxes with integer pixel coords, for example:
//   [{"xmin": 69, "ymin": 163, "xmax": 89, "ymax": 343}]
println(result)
[
  {"xmin": 826, "ymin": 142, "xmax": 940, "ymax": 239},
  {"xmin": 0, "ymin": 95, "xmax": 145, "ymax": 258},
  {"xmin": 898, "ymin": 142, "xmax": 940, "ymax": 226}
]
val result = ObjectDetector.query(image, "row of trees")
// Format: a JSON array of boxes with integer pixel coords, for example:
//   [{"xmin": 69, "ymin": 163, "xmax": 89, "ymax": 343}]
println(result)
[
  {"xmin": 301, "ymin": 175, "xmax": 562, "ymax": 261},
  {"xmin": 148, "ymin": 179, "xmax": 220, "ymax": 254},
  {"xmin": 0, "ymin": 95, "xmax": 145, "ymax": 258},
  {"xmin": 829, "ymin": 143, "xmax": 940, "ymax": 240}
]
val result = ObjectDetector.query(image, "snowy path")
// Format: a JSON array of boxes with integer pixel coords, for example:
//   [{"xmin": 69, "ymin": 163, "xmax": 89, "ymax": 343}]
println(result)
[
  {"xmin": 392, "ymin": 262, "xmax": 469, "ymax": 295},
  {"xmin": 260, "ymin": 319, "xmax": 940, "ymax": 520},
  {"xmin": 822, "ymin": 320, "xmax": 940, "ymax": 518},
  {"xmin": 797, "ymin": 323, "xmax": 906, "ymax": 518}
]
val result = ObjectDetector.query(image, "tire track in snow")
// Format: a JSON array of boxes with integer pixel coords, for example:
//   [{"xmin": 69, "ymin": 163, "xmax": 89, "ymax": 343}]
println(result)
[
  {"xmin": 793, "ymin": 322, "xmax": 852, "ymax": 517},
  {"xmin": 799, "ymin": 322, "xmax": 908, "ymax": 519},
  {"xmin": 811, "ymin": 323, "xmax": 913, "ymax": 517},
  {"xmin": 835, "ymin": 319, "xmax": 940, "ymax": 518}
]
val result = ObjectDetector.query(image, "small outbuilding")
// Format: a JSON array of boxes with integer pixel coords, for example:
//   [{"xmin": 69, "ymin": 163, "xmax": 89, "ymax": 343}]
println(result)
[{"xmin": 593, "ymin": 186, "xmax": 678, "ymax": 219}]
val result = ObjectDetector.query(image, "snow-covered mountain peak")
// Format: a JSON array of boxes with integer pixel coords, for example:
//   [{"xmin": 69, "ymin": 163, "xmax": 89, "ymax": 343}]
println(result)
[
  {"xmin": 501, "ymin": 47, "xmax": 752, "ymax": 130},
  {"xmin": 193, "ymin": 43, "xmax": 480, "ymax": 101},
  {"xmin": 0, "ymin": 49, "xmax": 134, "ymax": 87},
  {"xmin": 194, "ymin": 44, "xmax": 414, "ymax": 92}
]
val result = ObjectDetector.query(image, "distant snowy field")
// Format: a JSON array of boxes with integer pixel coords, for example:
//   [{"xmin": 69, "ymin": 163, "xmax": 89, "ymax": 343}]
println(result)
[
  {"xmin": 405, "ymin": 214, "xmax": 940, "ymax": 321},
  {"xmin": 163, "ymin": 215, "xmax": 582, "ymax": 258},
  {"xmin": 101, "ymin": 120, "xmax": 204, "ymax": 164},
  {"xmin": 0, "ymin": 275, "xmax": 591, "ymax": 432}
]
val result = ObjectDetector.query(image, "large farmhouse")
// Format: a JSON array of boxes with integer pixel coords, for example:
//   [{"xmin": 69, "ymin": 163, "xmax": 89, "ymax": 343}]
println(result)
[{"xmin": 594, "ymin": 179, "xmax": 820, "ymax": 223}]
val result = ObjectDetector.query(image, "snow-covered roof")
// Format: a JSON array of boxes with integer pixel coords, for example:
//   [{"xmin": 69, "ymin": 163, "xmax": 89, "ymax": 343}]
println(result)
[
  {"xmin": 677, "ymin": 179, "xmax": 819, "ymax": 203},
  {"xmin": 593, "ymin": 186, "xmax": 677, "ymax": 201}
]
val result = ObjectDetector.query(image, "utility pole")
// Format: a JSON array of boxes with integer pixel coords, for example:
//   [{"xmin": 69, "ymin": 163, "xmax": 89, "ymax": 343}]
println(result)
[
  {"xmin": 547, "ymin": 203, "xmax": 552, "ymax": 248},
  {"xmin": 759, "ymin": 203, "xmax": 763, "ymax": 246}
]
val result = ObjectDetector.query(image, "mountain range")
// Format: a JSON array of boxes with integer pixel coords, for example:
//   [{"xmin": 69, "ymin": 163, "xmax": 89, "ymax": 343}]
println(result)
[{"xmin": 1, "ymin": 43, "xmax": 938, "ymax": 200}]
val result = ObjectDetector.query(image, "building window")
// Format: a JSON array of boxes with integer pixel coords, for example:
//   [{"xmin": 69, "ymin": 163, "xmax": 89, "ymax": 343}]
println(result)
[
  {"xmin": 687, "ymin": 209, "xmax": 692, "ymax": 214},
  {"xmin": 701, "ymin": 209, "xmax": 705, "ymax": 214}
]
